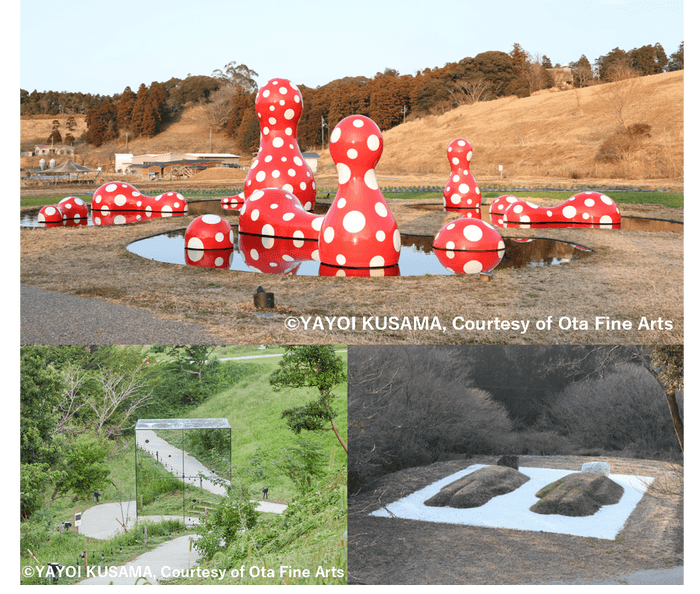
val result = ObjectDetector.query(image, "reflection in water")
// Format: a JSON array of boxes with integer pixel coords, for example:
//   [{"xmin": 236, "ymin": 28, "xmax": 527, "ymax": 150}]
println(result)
[{"xmin": 127, "ymin": 226, "xmax": 595, "ymax": 277}]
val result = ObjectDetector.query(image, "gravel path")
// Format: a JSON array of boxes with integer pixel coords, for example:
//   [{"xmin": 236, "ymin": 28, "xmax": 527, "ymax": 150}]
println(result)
[{"xmin": 21, "ymin": 284, "xmax": 219, "ymax": 345}]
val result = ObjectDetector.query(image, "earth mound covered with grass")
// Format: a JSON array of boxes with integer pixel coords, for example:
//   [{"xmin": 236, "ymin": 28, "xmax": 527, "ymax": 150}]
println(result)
[
  {"xmin": 530, "ymin": 471, "xmax": 624, "ymax": 517},
  {"xmin": 425, "ymin": 465, "xmax": 530, "ymax": 508}
]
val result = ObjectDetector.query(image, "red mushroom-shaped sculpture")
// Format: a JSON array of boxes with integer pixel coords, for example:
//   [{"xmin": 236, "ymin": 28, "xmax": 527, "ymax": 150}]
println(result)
[
  {"xmin": 242, "ymin": 78, "xmax": 316, "ymax": 210},
  {"xmin": 442, "ymin": 139, "xmax": 481, "ymax": 214},
  {"xmin": 488, "ymin": 195, "xmax": 523, "ymax": 226},
  {"xmin": 238, "ymin": 233, "xmax": 318, "ymax": 275},
  {"xmin": 37, "ymin": 204, "xmax": 64, "ymax": 224},
  {"xmin": 185, "ymin": 215, "xmax": 235, "ymax": 251},
  {"xmin": 238, "ymin": 188, "xmax": 324, "ymax": 240},
  {"xmin": 319, "ymin": 115, "xmax": 401, "ymax": 273},
  {"xmin": 433, "ymin": 218, "xmax": 505, "ymax": 274},
  {"xmin": 58, "ymin": 196, "xmax": 89, "ymax": 220}
]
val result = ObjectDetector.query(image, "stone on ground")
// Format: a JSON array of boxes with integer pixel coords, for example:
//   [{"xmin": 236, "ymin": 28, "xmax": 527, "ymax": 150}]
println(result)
[
  {"xmin": 425, "ymin": 465, "xmax": 530, "ymax": 508},
  {"xmin": 530, "ymin": 471, "xmax": 624, "ymax": 517}
]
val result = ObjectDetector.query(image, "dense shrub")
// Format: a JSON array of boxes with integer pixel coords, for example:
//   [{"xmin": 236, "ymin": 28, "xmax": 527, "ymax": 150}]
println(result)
[
  {"xmin": 348, "ymin": 347, "xmax": 513, "ymax": 492},
  {"xmin": 544, "ymin": 364, "xmax": 681, "ymax": 459}
]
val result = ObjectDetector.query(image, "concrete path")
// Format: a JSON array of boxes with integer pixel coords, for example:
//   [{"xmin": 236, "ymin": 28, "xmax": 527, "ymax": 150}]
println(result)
[
  {"xmin": 78, "ymin": 535, "xmax": 200, "ymax": 585},
  {"xmin": 543, "ymin": 566, "xmax": 683, "ymax": 585},
  {"xmin": 20, "ymin": 284, "xmax": 219, "ymax": 345},
  {"xmin": 137, "ymin": 429, "xmax": 288, "ymax": 514}
]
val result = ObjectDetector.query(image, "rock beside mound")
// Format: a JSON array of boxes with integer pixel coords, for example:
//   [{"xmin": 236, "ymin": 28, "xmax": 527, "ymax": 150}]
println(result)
[
  {"xmin": 530, "ymin": 472, "xmax": 624, "ymax": 517},
  {"xmin": 425, "ymin": 465, "xmax": 530, "ymax": 508}
]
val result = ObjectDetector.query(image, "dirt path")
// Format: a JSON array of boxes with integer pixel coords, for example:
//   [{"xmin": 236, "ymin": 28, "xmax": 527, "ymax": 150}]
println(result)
[
  {"xmin": 19, "ymin": 198, "xmax": 683, "ymax": 346},
  {"xmin": 348, "ymin": 455, "xmax": 683, "ymax": 585}
]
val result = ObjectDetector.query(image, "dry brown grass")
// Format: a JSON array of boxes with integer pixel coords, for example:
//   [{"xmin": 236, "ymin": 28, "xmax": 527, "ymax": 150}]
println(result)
[
  {"xmin": 19, "ymin": 198, "xmax": 683, "ymax": 346},
  {"xmin": 349, "ymin": 455, "xmax": 683, "ymax": 584}
]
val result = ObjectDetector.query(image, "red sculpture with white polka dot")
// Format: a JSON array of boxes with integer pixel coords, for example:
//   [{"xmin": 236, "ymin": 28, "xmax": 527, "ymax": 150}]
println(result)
[
  {"xmin": 433, "ymin": 218, "xmax": 505, "ymax": 274},
  {"xmin": 503, "ymin": 191, "xmax": 621, "ymax": 228},
  {"xmin": 318, "ymin": 115, "xmax": 401, "ymax": 275},
  {"xmin": 240, "ymin": 78, "xmax": 316, "ymax": 211},
  {"xmin": 442, "ymin": 139, "xmax": 482, "ymax": 214},
  {"xmin": 488, "ymin": 195, "xmax": 523, "ymax": 227},
  {"xmin": 185, "ymin": 215, "xmax": 235, "ymax": 251},
  {"xmin": 238, "ymin": 188, "xmax": 323, "ymax": 240}
]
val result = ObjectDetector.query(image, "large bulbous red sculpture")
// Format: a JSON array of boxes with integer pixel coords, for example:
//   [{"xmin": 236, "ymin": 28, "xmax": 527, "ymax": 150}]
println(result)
[
  {"xmin": 503, "ymin": 191, "xmax": 621, "ymax": 228},
  {"xmin": 489, "ymin": 195, "xmax": 523, "ymax": 226},
  {"xmin": 92, "ymin": 182, "xmax": 188, "ymax": 214},
  {"xmin": 442, "ymin": 139, "xmax": 481, "ymax": 214},
  {"xmin": 238, "ymin": 188, "xmax": 323, "ymax": 240},
  {"xmin": 433, "ymin": 218, "xmax": 505, "ymax": 274},
  {"xmin": 318, "ymin": 115, "xmax": 400, "ymax": 273},
  {"xmin": 241, "ymin": 78, "xmax": 316, "ymax": 210},
  {"xmin": 185, "ymin": 215, "xmax": 234, "ymax": 251}
]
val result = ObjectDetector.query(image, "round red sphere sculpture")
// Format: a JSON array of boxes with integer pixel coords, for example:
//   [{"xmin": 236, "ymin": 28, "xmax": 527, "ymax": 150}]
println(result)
[
  {"xmin": 92, "ymin": 182, "xmax": 145, "ymax": 212},
  {"xmin": 433, "ymin": 218, "xmax": 505, "ymax": 274},
  {"xmin": 442, "ymin": 139, "xmax": 481, "ymax": 214},
  {"xmin": 185, "ymin": 247, "xmax": 234, "ymax": 269},
  {"xmin": 319, "ymin": 115, "xmax": 400, "ymax": 272},
  {"xmin": 152, "ymin": 191, "xmax": 188, "ymax": 214},
  {"xmin": 185, "ymin": 215, "xmax": 234, "ymax": 251},
  {"xmin": 559, "ymin": 191, "xmax": 621, "ymax": 226},
  {"xmin": 239, "ymin": 188, "xmax": 324, "ymax": 240},
  {"xmin": 38, "ymin": 204, "xmax": 64, "ymax": 224},
  {"xmin": 58, "ymin": 196, "xmax": 89, "ymax": 220},
  {"xmin": 242, "ymin": 79, "xmax": 316, "ymax": 210}
]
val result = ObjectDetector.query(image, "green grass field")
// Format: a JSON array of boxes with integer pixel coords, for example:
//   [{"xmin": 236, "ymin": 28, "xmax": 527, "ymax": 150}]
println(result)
[{"xmin": 20, "ymin": 189, "xmax": 683, "ymax": 209}]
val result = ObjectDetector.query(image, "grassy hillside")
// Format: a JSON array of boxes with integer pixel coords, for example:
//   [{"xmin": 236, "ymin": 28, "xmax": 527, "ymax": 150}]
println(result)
[{"xmin": 20, "ymin": 71, "xmax": 683, "ymax": 186}]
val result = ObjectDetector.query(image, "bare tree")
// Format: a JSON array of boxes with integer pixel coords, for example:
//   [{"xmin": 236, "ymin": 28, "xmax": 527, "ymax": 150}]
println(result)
[
  {"xmin": 212, "ymin": 61, "xmax": 259, "ymax": 93},
  {"xmin": 600, "ymin": 65, "xmax": 642, "ymax": 131},
  {"xmin": 449, "ymin": 77, "xmax": 492, "ymax": 105},
  {"xmin": 84, "ymin": 363, "xmax": 152, "ymax": 438},
  {"xmin": 54, "ymin": 363, "xmax": 89, "ymax": 435},
  {"xmin": 200, "ymin": 86, "xmax": 238, "ymax": 132}
]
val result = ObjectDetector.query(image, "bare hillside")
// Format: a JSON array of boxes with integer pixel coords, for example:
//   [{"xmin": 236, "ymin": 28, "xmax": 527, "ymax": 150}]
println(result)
[{"xmin": 20, "ymin": 71, "xmax": 683, "ymax": 185}]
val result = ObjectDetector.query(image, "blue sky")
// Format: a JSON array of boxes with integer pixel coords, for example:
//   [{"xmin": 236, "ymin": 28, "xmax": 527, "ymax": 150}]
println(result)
[{"xmin": 19, "ymin": 0, "xmax": 685, "ymax": 95}]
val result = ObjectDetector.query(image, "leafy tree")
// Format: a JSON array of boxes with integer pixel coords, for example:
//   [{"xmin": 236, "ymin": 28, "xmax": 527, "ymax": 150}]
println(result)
[
  {"xmin": 54, "ymin": 435, "xmax": 111, "ymax": 501},
  {"xmin": 116, "ymin": 86, "xmax": 137, "ymax": 131},
  {"xmin": 270, "ymin": 346, "xmax": 348, "ymax": 453},
  {"xmin": 596, "ymin": 47, "xmax": 630, "ymax": 80},
  {"xmin": 212, "ymin": 61, "xmax": 259, "ymax": 93},
  {"xmin": 570, "ymin": 54, "xmax": 594, "ymax": 87},
  {"xmin": 668, "ymin": 41, "xmax": 684, "ymax": 71},
  {"xmin": 193, "ymin": 483, "xmax": 259, "ymax": 560},
  {"xmin": 275, "ymin": 438, "xmax": 328, "ymax": 493}
]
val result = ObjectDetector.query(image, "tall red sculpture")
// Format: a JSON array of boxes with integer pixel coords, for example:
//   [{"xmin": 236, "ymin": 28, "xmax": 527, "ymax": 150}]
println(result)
[
  {"xmin": 318, "ymin": 115, "xmax": 400, "ymax": 274},
  {"xmin": 442, "ymin": 139, "xmax": 481, "ymax": 215}
]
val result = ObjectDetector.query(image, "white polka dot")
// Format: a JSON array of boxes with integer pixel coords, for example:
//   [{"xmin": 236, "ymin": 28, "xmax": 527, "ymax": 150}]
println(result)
[
  {"xmin": 463, "ymin": 260, "xmax": 483, "ymax": 273},
  {"xmin": 446, "ymin": 241, "xmax": 455, "ymax": 250},
  {"xmin": 283, "ymin": 212, "xmax": 295, "ymax": 221},
  {"xmin": 466, "ymin": 151, "xmax": 473, "ymax": 161},
  {"xmin": 330, "ymin": 128, "xmax": 341, "ymax": 143},
  {"xmin": 312, "ymin": 217, "xmax": 323, "ymax": 231},
  {"xmin": 463, "ymin": 225, "xmax": 484, "ymax": 242},
  {"xmin": 300, "ymin": 182, "xmax": 307, "ymax": 190},
  {"xmin": 294, "ymin": 156, "xmax": 303, "ymax": 166},
  {"xmin": 284, "ymin": 108, "xmax": 295, "ymax": 120},
  {"xmin": 337, "ymin": 198, "xmax": 347, "ymax": 209},
  {"xmin": 376, "ymin": 230, "xmax": 386, "ymax": 241},
  {"xmin": 115, "ymin": 194, "xmax": 127, "ymax": 206},
  {"xmin": 255, "ymin": 171, "xmax": 266, "ymax": 182},
  {"xmin": 600, "ymin": 215, "xmax": 613, "ymax": 224},
  {"xmin": 285, "ymin": 127, "xmax": 293, "ymax": 136},
  {"xmin": 370, "ymin": 255, "xmax": 385, "ymax": 267},
  {"xmin": 601, "ymin": 194, "xmax": 614, "ymax": 205},
  {"xmin": 365, "ymin": 169, "xmax": 378, "ymax": 190},
  {"xmin": 337, "ymin": 163, "xmax": 351, "ymax": 184},
  {"xmin": 272, "ymin": 137, "xmax": 284, "ymax": 148},
  {"xmin": 563, "ymin": 205, "xmax": 577, "ymax": 219},
  {"xmin": 375, "ymin": 202, "xmax": 388, "ymax": 217},
  {"xmin": 106, "ymin": 184, "xmax": 117, "ymax": 192},
  {"xmin": 324, "ymin": 226, "xmax": 335, "ymax": 243},
  {"xmin": 283, "ymin": 184, "xmax": 294, "ymax": 193},
  {"xmin": 353, "ymin": 118, "xmax": 364, "ymax": 127},
  {"xmin": 367, "ymin": 134, "xmax": 380, "ymax": 150},
  {"xmin": 450, "ymin": 194, "xmax": 461, "ymax": 205},
  {"xmin": 187, "ymin": 237, "xmax": 204, "ymax": 250},
  {"xmin": 288, "ymin": 168, "xmax": 296, "ymax": 177},
  {"xmin": 262, "ymin": 236, "xmax": 274, "ymax": 249},
  {"xmin": 336, "ymin": 254, "xmax": 346, "ymax": 265},
  {"xmin": 343, "ymin": 211, "xmax": 366, "ymax": 233},
  {"xmin": 202, "ymin": 214, "xmax": 221, "ymax": 224},
  {"xmin": 452, "ymin": 157, "xmax": 459, "ymax": 165},
  {"xmin": 262, "ymin": 223, "xmax": 275, "ymax": 236},
  {"xmin": 279, "ymin": 86, "xmax": 288, "ymax": 94},
  {"xmin": 282, "ymin": 254, "xmax": 295, "ymax": 262},
  {"xmin": 393, "ymin": 229, "xmax": 401, "ymax": 251},
  {"xmin": 215, "ymin": 232, "xmax": 225, "ymax": 242},
  {"xmin": 347, "ymin": 148, "xmax": 358, "ymax": 159},
  {"xmin": 251, "ymin": 209, "xmax": 260, "ymax": 221},
  {"xmin": 272, "ymin": 170, "xmax": 281, "ymax": 178},
  {"xmin": 459, "ymin": 183, "xmax": 470, "ymax": 194},
  {"xmin": 452, "ymin": 175, "xmax": 460, "ymax": 182},
  {"xmin": 584, "ymin": 198, "xmax": 596, "ymax": 207},
  {"xmin": 250, "ymin": 248, "xmax": 259, "ymax": 260}
]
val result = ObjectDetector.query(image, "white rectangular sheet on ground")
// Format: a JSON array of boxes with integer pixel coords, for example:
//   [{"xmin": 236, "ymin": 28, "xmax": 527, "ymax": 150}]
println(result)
[{"xmin": 370, "ymin": 465, "xmax": 654, "ymax": 540}]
